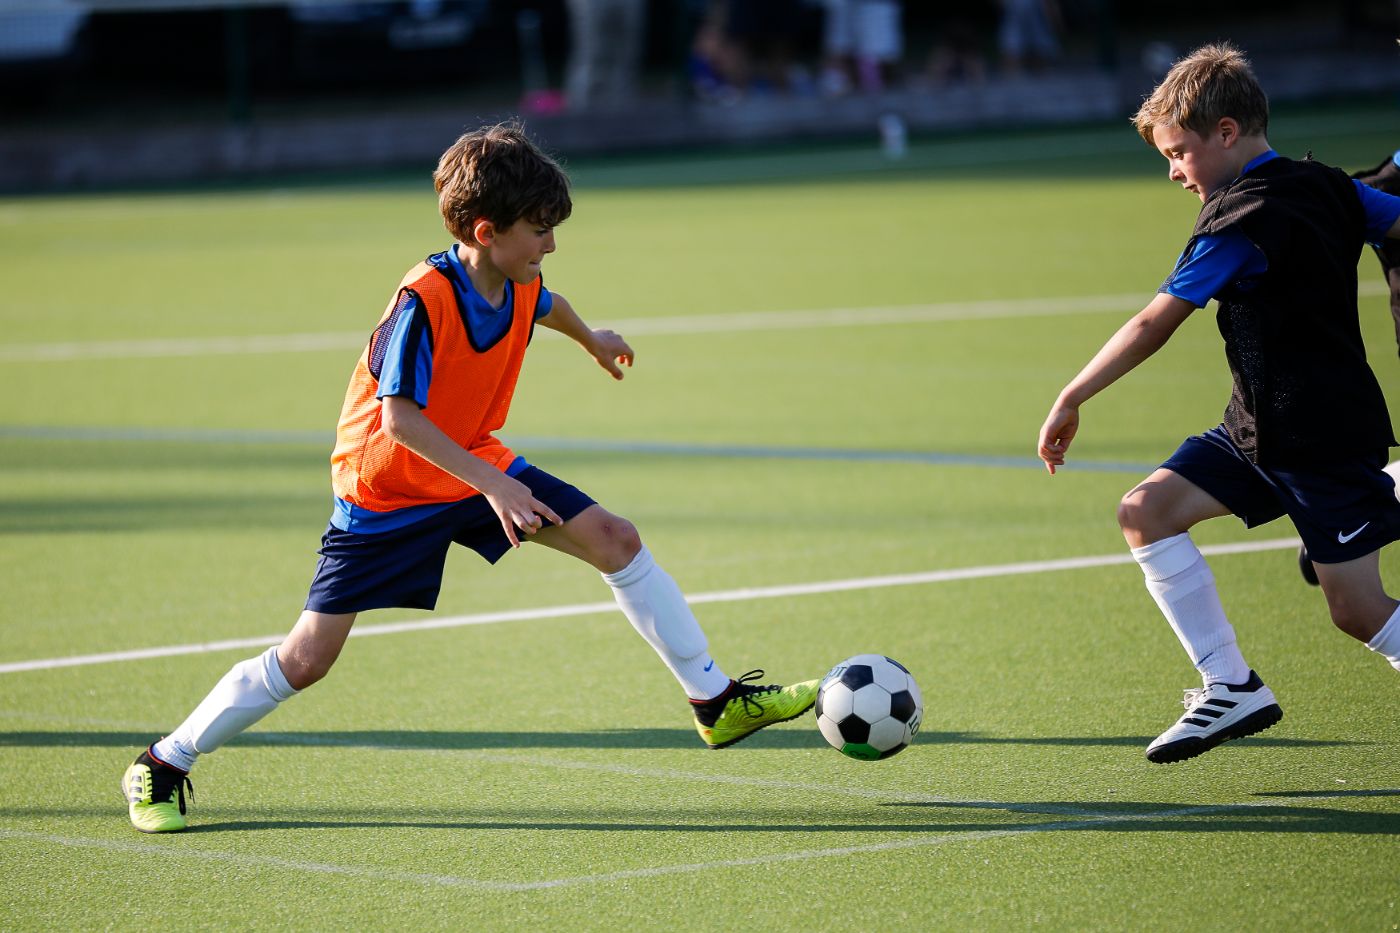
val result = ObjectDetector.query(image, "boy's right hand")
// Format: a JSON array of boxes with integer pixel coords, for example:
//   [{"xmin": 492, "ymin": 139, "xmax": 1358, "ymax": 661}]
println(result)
[
  {"xmin": 482, "ymin": 474, "xmax": 564, "ymax": 548},
  {"xmin": 1037, "ymin": 403, "xmax": 1080, "ymax": 475}
]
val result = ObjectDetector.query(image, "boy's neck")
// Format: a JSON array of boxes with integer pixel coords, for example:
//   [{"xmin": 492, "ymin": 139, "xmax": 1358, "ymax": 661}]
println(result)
[
  {"xmin": 453, "ymin": 243, "xmax": 507, "ymax": 307},
  {"xmin": 1231, "ymin": 135, "xmax": 1273, "ymax": 175}
]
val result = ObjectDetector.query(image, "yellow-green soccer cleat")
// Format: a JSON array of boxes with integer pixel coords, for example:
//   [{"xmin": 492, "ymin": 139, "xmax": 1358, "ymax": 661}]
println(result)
[
  {"xmin": 123, "ymin": 748, "xmax": 193, "ymax": 833},
  {"xmin": 692, "ymin": 670, "xmax": 820, "ymax": 749}
]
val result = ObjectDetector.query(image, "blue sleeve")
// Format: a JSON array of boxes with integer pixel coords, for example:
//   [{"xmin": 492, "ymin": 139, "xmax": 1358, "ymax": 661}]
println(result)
[
  {"xmin": 1159, "ymin": 231, "xmax": 1267, "ymax": 308},
  {"xmin": 370, "ymin": 289, "xmax": 433, "ymax": 408},
  {"xmin": 1352, "ymin": 178, "xmax": 1400, "ymax": 244},
  {"xmin": 534, "ymin": 284, "xmax": 554, "ymax": 320}
]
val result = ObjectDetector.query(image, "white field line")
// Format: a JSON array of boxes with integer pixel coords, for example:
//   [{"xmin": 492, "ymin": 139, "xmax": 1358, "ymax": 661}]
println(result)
[
  {"xmin": 0, "ymin": 281, "xmax": 1388, "ymax": 363},
  {"xmin": 0, "ymin": 537, "xmax": 1300, "ymax": 675},
  {"xmin": 0, "ymin": 294, "xmax": 1141, "ymax": 361},
  {"xmin": 0, "ymin": 790, "xmax": 1386, "ymax": 892}
]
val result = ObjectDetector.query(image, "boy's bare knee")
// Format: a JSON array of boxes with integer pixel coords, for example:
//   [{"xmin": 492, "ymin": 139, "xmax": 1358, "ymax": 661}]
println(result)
[
  {"xmin": 1326, "ymin": 601, "xmax": 1384, "ymax": 642},
  {"xmin": 277, "ymin": 646, "xmax": 335, "ymax": 691},
  {"xmin": 1117, "ymin": 488, "xmax": 1154, "ymax": 540},
  {"xmin": 598, "ymin": 515, "xmax": 642, "ymax": 571}
]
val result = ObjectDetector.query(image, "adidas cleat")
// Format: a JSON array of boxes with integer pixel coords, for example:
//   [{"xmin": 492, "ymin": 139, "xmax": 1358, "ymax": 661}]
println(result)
[
  {"xmin": 123, "ymin": 747, "xmax": 193, "ymax": 833},
  {"xmin": 692, "ymin": 669, "xmax": 819, "ymax": 749},
  {"xmin": 1146, "ymin": 671, "xmax": 1283, "ymax": 764}
]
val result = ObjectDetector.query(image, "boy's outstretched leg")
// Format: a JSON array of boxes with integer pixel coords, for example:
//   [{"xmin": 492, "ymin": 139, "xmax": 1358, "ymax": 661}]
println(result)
[
  {"xmin": 534, "ymin": 505, "xmax": 819, "ymax": 748},
  {"xmin": 1120, "ymin": 469, "xmax": 1282, "ymax": 763},
  {"xmin": 123, "ymin": 611, "xmax": 353, "ymax": 832}
]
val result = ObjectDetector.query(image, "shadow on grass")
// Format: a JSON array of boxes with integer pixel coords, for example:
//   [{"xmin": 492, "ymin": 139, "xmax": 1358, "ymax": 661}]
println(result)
[
  {"xmin": 16, "ymin": 795, "xmax": 1395, "ymax": 835},
  {"xmin": 0, "ymin": 729, "xmax": 1359, "ymax": 751},
  {"xmin": 10, "ymin": 785, "xmax": 1400, "ymax": 836},
  {"xmin": 180, "ymin": 802, "xmax": 1400, "ymax": 835}
]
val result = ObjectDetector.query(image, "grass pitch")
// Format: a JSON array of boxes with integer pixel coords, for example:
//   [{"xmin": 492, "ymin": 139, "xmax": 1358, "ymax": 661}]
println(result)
[{"xmin": 2, "ymin": 104, "xmax": 1399, "ymax": 930}]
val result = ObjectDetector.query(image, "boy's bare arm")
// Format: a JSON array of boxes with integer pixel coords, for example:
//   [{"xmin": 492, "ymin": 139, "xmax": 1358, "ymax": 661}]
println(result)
[
  {"xmin": 1037, "ymin": 292, "xmax": 1196, "ymax": 474},
  {"xmin": 380, "ymin": 395, "xmax": 562, "ymax": 547},
  {"xmin": 537, "ymin": 292, "xmax": 635, "ymax": 380}
]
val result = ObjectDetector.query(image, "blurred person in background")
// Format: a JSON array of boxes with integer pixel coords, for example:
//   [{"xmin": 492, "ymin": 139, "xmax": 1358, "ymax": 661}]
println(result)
[
  {"xmin": 565, "ymin": 0, "xmax": 646, "ymax": 110},
  {"xmin": 717, "ymin": 0, "xmax": 810, "ymax": 95},
  {"xmin": 819, "ymin": 0, "xmax": 904, "ymax": 96},
  {"xmin": 688, "ymin": 0, "xmax": 743, "ymax": 102},
  {"xmin": 997, "ymin": 0, "xmax": 1061, "ymax": 75},
  {"xmin": 925, "ymin": 6, "xmax": 988, "ymax": 86}
]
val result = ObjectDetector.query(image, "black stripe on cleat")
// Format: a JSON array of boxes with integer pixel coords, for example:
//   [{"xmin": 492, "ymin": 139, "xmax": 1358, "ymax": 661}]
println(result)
[{"xmin": 1146, "ymin": 704, "xmax": 1283, "ymax": 764}]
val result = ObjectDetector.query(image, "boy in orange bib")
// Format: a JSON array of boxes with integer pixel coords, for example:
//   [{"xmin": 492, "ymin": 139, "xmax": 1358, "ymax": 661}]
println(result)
[{"xmin": 123, "ymin": 123, "xmax": 818, "ymax": 833}]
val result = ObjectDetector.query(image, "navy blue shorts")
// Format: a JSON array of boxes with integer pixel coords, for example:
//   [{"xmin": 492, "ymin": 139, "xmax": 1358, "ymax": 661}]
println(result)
[
  {"xmin": 304, "ymin": 466, "xmax": 596, "ymax": 614},
  {"xmin": 1162, "ymin": 426, "xmax": 1400, "ymax": 564}
]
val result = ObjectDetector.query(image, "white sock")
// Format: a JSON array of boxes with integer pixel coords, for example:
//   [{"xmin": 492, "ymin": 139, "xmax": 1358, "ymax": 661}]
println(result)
[
  {"xmin": 1132, "ymin": 533, "xmax": 1251, "ymax": 686},
  {"xmin": 153, "ymin": 645, "xmax": 299, "ymax": 772},
  {"xmin": 1367, "ymin": 604, "xmax": 1400, "ymax": 673},
  {"xmin": 602, "ymin": 546, "xmax": 731, "ymax": 700}
]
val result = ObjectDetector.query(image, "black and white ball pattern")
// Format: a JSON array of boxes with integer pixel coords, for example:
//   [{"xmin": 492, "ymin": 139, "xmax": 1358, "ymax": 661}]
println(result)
[{"xmin": 815, "ymin": 654, "xmax": 923, "ymax": 760}]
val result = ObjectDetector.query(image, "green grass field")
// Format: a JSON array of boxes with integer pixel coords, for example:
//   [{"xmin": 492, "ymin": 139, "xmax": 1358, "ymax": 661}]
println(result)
[{"xmin": 2, "ymin": 103, "xmax": 1399, "ymax": 929}]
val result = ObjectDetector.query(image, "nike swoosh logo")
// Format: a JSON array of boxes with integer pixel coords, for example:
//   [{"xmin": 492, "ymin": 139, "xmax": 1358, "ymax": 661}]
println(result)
[
  {"xmin": 703, "ymin": 660, "xmax": 714, "ymax": 672},
  {"xmin": 1338, "ymin": 522, "xmax": 1370, "ymax": 544}
]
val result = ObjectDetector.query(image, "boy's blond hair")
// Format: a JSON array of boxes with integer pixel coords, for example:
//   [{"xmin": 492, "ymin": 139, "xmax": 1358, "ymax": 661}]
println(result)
[
  {"xmin": 433, "ymin": 121, "xmax": 572, "ymax": 246},
  {"xmin": 1133, "ymin": 43, "xmax": 1269, "ymax": 146}
]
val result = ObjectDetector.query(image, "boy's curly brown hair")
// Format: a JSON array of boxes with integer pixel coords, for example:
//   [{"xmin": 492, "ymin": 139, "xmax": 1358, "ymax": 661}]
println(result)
[
  {"xmin": 433, "ymin": 121, "xmax": 572, "ymax": 245},
  {"xmin": 1133, "ymin": 43, "xmax": 1269, "ymax": 146}
]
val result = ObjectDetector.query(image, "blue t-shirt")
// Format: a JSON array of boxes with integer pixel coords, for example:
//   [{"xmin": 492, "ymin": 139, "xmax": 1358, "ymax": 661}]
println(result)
[
  {"xmin": 332, "ymin": 248, "xmax": 554, "ymax": 533},
  {"xmin": 1162, "ymin": 151, "xmax": 1400, "ymax": 308},
  {"xmin": 376, "ymin": 247, "xmax": 554, "ymax": 407}
]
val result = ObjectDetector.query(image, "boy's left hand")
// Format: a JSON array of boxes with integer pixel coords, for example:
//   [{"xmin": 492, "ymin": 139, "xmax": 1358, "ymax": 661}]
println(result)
[{"xmin": 589, "ymin": 329, "xmax": 634, "ymax": 380}]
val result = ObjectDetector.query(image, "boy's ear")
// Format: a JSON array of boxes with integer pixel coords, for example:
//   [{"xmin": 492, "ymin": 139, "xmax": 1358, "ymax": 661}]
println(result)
[
  {"xmin": 471, "ymin": 219, "xmax": 495, "ymax": 247},
  {"xmin": 1216, "ymin": 116, "xmax": 1241, "ymax": 147}
]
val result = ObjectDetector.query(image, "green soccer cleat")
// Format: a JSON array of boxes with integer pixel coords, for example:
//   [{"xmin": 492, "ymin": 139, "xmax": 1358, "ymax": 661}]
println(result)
[
  {"xmin": 692, "ymin": 670, "xmax": 820, "ymax": 749},
  {"xmin": 123, "ymin": 748, "xmax": 193, "ymax": 833}
]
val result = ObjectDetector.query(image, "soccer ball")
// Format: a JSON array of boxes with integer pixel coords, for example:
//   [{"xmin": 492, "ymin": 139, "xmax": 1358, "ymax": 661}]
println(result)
[{"xmin": 815, "ymin": 654, "xmax": 923, "ymax": 760}]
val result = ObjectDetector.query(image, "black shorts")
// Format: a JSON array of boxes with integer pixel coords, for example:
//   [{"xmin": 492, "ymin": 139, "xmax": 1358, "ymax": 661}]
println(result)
[
  {"xmin": 1162, "ymin": 426, "xmax": 1400, "ymax": 564},
  {"xmin": 304, "ymin": 466, "xmax": 596, "ymax": 614}
]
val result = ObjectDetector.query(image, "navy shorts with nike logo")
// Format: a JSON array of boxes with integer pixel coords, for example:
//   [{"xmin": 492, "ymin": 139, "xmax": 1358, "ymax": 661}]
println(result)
[
  {"xmin": 1162, "ymin": 426, "xmax": 1400, "ymax": 564},
  {"xmin": 304, "ymin": 465, "xmax": 596, "ymax": 614}
]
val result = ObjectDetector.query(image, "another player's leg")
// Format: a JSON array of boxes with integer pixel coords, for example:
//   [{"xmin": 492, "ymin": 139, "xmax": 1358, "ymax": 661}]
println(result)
[
  {"xmin": 123, "ymin": 611, "xmax": 355, "ymax": 832},
  {"xmin": 1119, "ymin": 468, "xmax": 1282, "ymax": 763},
  {"xmin": 1300, "ymin": 461, "xmax": 1400, "ymax": 585},
  {"xmin": 534, "ymin": 504, "xmax": 818, "ymax": 748},
  {"xmin": 1312, "ymin": 551, "xmax": 1400, "ymax": 673}
]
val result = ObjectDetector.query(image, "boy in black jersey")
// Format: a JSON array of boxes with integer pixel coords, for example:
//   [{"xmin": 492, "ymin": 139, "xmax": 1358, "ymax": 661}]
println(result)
[
  {"xmin": 1036, "ymin": 43, "xmax": 1400, "ymax": 764},
  {"xmin": 1297, "ymin": 149, "xmax": 1400, "ymax": 584}
]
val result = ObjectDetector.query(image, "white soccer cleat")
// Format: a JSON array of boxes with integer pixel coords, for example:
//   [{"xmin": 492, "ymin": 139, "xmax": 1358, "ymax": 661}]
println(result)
[{"xmin": 1145, "ymin": 671, "xmax": 1282, "ymax": 764}]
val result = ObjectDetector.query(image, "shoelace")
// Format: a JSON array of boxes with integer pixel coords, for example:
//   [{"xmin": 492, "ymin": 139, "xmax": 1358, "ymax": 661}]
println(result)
[
  {"xmin": 150, "ymin": 767, "xmax": 194, "ymax": 815},
  {"xmin": 729, "ymin": 669, "xmax": 781, "ymax": 718},
  {"xmin": 1179, "ymin": 687, "xmax": 1205, "ymax": 711}
]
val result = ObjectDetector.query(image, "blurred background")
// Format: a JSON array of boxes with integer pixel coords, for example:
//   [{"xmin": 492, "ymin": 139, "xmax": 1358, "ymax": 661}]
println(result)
[{"xmin": 2, "ymin": 0, "xmax": 1398, "ymax": 191}]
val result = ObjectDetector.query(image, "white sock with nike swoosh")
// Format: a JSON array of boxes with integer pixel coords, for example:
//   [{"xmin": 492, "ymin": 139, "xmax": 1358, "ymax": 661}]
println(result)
[
  {"xmin": 603, "ymin": 546, "xmax": 732, "ymax": 700},
  {"xmin": 1366, "ymin": 603, "xmax": 1400, "ymax": 673},
  {"xmin": 1132, "ymin": 532, "xmax": 1251, "ymax": 686}
]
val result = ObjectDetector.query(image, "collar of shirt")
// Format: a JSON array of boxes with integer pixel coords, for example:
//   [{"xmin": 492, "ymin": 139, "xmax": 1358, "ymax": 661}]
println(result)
[
  {"xmin": 1241, "ymin": 149, "xmax": 1279, "ymax": 176},
  {"xmin": 443, "ymin": 244, "xmax": 513, "ymax": 314}
]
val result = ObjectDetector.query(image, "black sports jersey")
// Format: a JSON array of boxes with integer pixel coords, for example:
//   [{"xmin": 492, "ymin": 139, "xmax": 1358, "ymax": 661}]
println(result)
[{"xmin": 1191, "ymin": 154, "xmax": 1396, "ymax": 464}]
